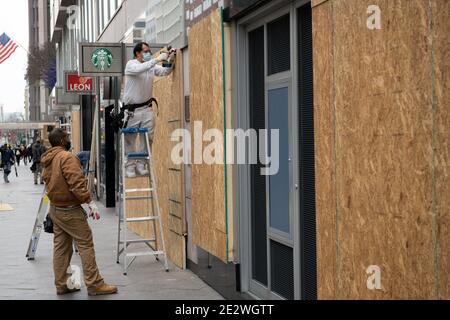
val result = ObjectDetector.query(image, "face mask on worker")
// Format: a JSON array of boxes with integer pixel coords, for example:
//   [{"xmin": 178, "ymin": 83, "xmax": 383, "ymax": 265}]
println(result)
[{"xmin": 142, "ymin": 52, "xmax": 151, "ymax": 62}]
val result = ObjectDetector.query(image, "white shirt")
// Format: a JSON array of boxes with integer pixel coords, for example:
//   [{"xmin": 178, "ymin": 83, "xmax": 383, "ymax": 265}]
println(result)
[{"xmin": 122, "ymin": 59, "xmax": 173, "ymax": 105}]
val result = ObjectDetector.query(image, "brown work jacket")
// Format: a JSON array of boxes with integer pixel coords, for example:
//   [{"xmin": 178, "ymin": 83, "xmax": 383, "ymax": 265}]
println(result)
[{"xmin": 41, "ymin": 147, "xmax": 92, "ymax": 207}]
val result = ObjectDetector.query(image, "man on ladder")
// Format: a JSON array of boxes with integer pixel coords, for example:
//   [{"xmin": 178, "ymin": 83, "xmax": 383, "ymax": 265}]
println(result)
[
  {"xmin": 122, "ymin": 42, "xmax": 176, "ymax": 177},
  {"xmin": 115, "ymin": 43, "xmax": 176, "ymax": 275}
]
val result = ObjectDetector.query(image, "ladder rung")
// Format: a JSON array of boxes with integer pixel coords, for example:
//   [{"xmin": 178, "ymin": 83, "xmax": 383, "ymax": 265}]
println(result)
[
  {"xmin": 126, "ymin": 217, "xmax": 159, "ymax": 222},
  {"xmin": 125, "ymin": 188, "xmax": 153, "ymax": 193},
  {"xmin": 121, "ymin": 128, "xmax": 149, "ymax": 134},
  {"xmin": 123, "ymin": 196, "xmax": 154, "ymax": 200},
  {"xmin": 126, "ymin": 251, "xmax": 165, "ymax": 257},
  {"xmin": 120, "ymin": 239, "xmax": 156, "ymax": 244},
  {"xmin": 126, "ymin": 152, "xmax": 149, "ymax": 158}
]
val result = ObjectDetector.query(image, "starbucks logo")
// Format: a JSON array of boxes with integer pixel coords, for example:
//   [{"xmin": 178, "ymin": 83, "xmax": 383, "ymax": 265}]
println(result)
[{"xmin": 91, "ymin": 48, "xmax": 113, "ymax": 71}]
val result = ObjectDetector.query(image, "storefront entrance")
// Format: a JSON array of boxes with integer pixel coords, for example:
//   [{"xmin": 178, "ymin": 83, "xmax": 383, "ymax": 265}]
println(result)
[{"xmin": 234, "ymin": 0, "xmax": 316, "ymax": 300}]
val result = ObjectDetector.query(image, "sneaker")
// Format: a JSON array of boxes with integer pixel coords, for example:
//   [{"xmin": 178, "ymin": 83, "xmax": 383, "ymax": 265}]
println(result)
[
  {"xmin": 57, "ymin": 286, "xmax": 81, "ymax": 296},
  {"xmin": 136, "ymin": 162, "xmax": 149, "ymax": 176},
  {"xmin": 125, "ymin": 165, "xmax": 137, "ymax": 178},
  {"xmin": 87, "ymin": 283, "xmax": 118, "ymax": 296}
]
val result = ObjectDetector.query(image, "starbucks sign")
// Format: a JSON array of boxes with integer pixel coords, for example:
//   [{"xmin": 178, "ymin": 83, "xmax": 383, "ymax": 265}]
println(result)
[
  {"xmin": 79, "ymin": 43, "xmax": 124, "ymax": 76},
  {"xmin": 91, "ymin": 48, "xmax": 113, "ymax": 71}
]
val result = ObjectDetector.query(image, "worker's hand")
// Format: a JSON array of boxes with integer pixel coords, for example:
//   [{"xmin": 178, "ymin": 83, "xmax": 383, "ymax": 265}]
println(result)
[
  {"xmin": 168, "ymin": 49, "xmax": 177, "ymax": 61},
  {"xmin": 88, "ymin": 201, "xmax": 101, "ymax": 221}
]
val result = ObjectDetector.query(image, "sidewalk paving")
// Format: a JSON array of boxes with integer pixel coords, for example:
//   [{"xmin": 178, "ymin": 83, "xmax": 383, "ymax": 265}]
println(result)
[{"xmin": 0, "ymin": 164, "xmax": 223, "ymax": 300}]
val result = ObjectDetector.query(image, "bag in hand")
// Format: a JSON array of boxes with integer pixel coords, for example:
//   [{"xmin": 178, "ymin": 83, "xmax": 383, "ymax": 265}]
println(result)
[
  {"xmin": 30, "ymin": 162, "xmax": 37, "ymax": 173},
  {"xmin": 43, "ymin": 215, "xmax": 54, "ymax": 234}
]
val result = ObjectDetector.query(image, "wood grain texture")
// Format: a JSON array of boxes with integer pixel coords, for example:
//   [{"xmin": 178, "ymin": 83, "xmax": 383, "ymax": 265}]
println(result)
[
  {"xmin": 189, "ymin": 9, "xmax": 229, "ymax": 262},
  {"xmin": 71, "ymin": 110, "xmax": 81, "ymax": 154},
  {"xmin": 432, "ymin": 0, "xmax": 450, "ymax": 300},
  {"xmin": 312, "ymin": 0, "xmax": 337, "ymax": 300},
  {"xmin": 313, "ymin": 0, "xmax": 448, "ymax": 299},
  {"xmin": 126, "ymin": 51, "xmax": 186, "ymax": 269}
]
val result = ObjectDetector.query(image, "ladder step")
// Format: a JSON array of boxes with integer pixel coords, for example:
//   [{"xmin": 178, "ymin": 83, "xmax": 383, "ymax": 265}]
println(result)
[
  {"xmin": 126, "ymin": 217, "xmax": 159, "ymax": 222},
  {"xmin": 125, "ymin": 188, "xmax": 153, "ymax": 193},
  {"xmin": 121, "ymin": 128, "xmax": 149, "ymax": 135},
  {"xmin": 126, "ymin": 153, "xmax": 150, "ymax": 159},
  {"xmin": 120, "ymin": 239, "xmax": 156, "ymax": 244},
  {"xmin": 126, "ymin": 251, "xmax": 165, "ymax": 258},
  {"xmin": 123, "ymin": 196, "xmax": 154, "ymax": 201}
]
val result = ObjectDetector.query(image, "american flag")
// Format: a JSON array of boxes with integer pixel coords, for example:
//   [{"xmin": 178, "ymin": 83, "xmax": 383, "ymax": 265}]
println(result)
[{"xmin": 0, "ymin": 33, "xmax": 19, "ymax": 65}]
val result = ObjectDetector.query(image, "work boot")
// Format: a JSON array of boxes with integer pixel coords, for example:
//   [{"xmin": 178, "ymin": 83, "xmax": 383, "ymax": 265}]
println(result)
[
  {"xmin": 57, "ymin": 286, "xmax": 81, "ymax": 296},
  {"xmin": 87, "ymin": 283, "xmax": 118, "ymax": 296},
  {"xmin": 136, "ymin": 162, "xmax": 149, "ymax": 176},
  {"xmin": 125, "ymin": 163, "xmax": 137, "ymax": 178}
]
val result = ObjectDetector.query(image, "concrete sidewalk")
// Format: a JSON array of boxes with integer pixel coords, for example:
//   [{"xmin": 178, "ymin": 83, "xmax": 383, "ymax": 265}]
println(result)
[{"xmin": 0, "ymin": 164, "xmax": 223, "ymax": 300}]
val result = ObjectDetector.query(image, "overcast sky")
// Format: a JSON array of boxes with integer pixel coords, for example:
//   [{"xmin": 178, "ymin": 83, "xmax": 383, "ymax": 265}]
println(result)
[{"xmin": 0, "ymin": 0, "xmax": 29, "ymax": 114}]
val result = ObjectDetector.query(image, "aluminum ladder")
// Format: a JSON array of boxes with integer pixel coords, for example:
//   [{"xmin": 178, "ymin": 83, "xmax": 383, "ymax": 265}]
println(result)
[
  {"xmin": 116, "ymin": 128, "xmax": 169, "ymax": 275},
  {"xmin": 26, "ymin": 191, "xmax": 50, "ymax": 260}
]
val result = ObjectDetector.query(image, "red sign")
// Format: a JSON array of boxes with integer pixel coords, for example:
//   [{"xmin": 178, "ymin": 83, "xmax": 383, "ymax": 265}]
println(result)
[{"xmin": 65, "ymin": 72, "xmax": 95, "ymax": 94}]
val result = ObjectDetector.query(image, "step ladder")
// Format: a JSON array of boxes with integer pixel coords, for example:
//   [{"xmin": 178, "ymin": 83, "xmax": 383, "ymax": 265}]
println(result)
[
  {"xmin": 26, "ymin": 191, "xmax": 79, "ymax": 260},
  {"xmin": 116, "ymin": 128, "xmax": 169, "ymax": 275},
  {"xmin": 26, "ymin": 191, "xmax": 50, "ymax": 261}
]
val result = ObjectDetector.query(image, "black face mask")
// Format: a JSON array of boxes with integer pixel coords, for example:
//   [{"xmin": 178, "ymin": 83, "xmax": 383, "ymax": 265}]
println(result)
[{"xmin": 64, "ymin": 141, "xmax": 72, "ymax": 151}]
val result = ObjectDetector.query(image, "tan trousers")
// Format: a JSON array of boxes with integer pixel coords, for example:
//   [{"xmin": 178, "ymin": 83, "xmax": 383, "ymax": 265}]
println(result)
[{"xmin": 49, "ymin": 206, "xmax": 104, "ymax": 291}]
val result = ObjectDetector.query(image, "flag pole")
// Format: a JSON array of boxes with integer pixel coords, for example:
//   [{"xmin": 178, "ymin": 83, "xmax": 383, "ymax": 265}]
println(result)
[{"xmin": 15, "ymin": 40, "xmax": 30, "ymax": 54}]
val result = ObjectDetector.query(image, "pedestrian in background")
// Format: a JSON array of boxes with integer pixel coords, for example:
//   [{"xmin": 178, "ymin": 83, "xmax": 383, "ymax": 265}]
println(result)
[
  {"xmin": 32, "ymin": 139, "xmax": 46, "ymax": 185},
  {"xmin": 0, "ymin": 144, "xmax": 15, "ymax": 184},
  {"xmin": 27, "ymin": 144, "xmax": 33, "ymax": 163},
  {"xmin": 15, "ymin": 145, "xmax": 22, "ymax": 166}
]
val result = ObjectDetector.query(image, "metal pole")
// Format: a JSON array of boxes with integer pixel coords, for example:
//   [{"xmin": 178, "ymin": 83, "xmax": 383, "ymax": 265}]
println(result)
[
  {"xmin": 96, "ymin": 77, "xmax": 101, "ymax": 200},
  {"xmin": 114, "ymin": 76, "xmax": 120, "ymax": 207}
]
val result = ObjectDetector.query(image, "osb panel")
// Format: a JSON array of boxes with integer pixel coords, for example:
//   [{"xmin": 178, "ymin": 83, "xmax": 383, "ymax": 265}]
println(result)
[
  {"xmin": 189, "ymin": 9, "xmax": 228, "ymax": 262},
  {"xmin": 433, "ymin": 0, "xmax": 450, "ymax": 300},
  {"xmin": 168, "ymin": 169, "xmax": 183, "ymax": 203},
  {"xmin": 71, "ymin": 111, "xmax": 81, "ymax": 154},
  {"xmin": 125, "ymin": 176, "xmax": 155, "ymax": 241},
  {"xmin": 312, "ymin": 1, "xmax": 337, "ymax": 300},
  {"xmin": 126, "ymin": 50, "xmax": 186, "ymax": 269},
  {"xmin": 334, "ymin": 0, "xmax": 436, "ymax": 299},
  {"xmin": 153, "ymin": 51, "xmax": 186, "ymax": 268},
  {"xmin": 311, "ymin": 0, "xmax": 329, "ymax": 7},
  {"xmin": 224, "ymin": 20, "xmax": 235, "ymax": 261}
]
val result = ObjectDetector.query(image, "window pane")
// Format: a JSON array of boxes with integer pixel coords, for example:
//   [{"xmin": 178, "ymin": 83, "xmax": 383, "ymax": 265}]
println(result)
[{"xmin": 268, "ymin": 87, "xmax": 290, "ymax": 234}]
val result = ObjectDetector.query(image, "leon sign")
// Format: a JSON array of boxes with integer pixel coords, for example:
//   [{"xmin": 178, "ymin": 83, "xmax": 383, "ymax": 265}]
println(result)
[{"xmin": 65, "ymin": 71, "xmax": 95, "ymax": 94}]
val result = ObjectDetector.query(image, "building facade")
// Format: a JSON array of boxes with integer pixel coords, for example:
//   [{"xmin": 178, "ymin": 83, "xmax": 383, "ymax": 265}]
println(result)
[
  {"xmin": 49, "ymin": 0, "xmax": 450, "ymax": 300},
  {"xmin": 28, "ymin": 0, "xmax": 52, "ymax": 121}
]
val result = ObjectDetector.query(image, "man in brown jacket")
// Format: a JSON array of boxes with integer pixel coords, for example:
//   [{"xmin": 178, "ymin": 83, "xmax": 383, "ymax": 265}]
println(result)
[{"xmin": 42, "ymin": 128, "xmax": 117, "ymax": 296}]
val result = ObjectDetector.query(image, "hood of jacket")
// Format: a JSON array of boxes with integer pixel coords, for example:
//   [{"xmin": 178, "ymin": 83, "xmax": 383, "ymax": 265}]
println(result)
[{"xmin": 41, "ymin": 147, "xmax": 66, "ymax": 169}]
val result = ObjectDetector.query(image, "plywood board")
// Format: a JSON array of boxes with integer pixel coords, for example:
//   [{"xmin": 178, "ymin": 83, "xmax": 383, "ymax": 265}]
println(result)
[
  {"xmin": 189, "ymin": 9, "xmax": 230, "ymax": 262},
  {"xmin": 312, "ymin": 0, "xmax": 448, "ymax": 299},
  {"xmin": 335, "ymin": 0, "xmax": 436, "ymax": 300},
  {"xmin": 126, "ymin": 51, "xmax": 186, "ymax": 269},
  {"xmin": 432, "ymin": 0, "xmax": 450, "ymax": 300},
  {"xmin": 312, "ymin": 0, "xmax": 337, "ymax": 300},
  {"xmin": 71, "ymin": 110, "xmax": 81, "ymax": 154}
]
